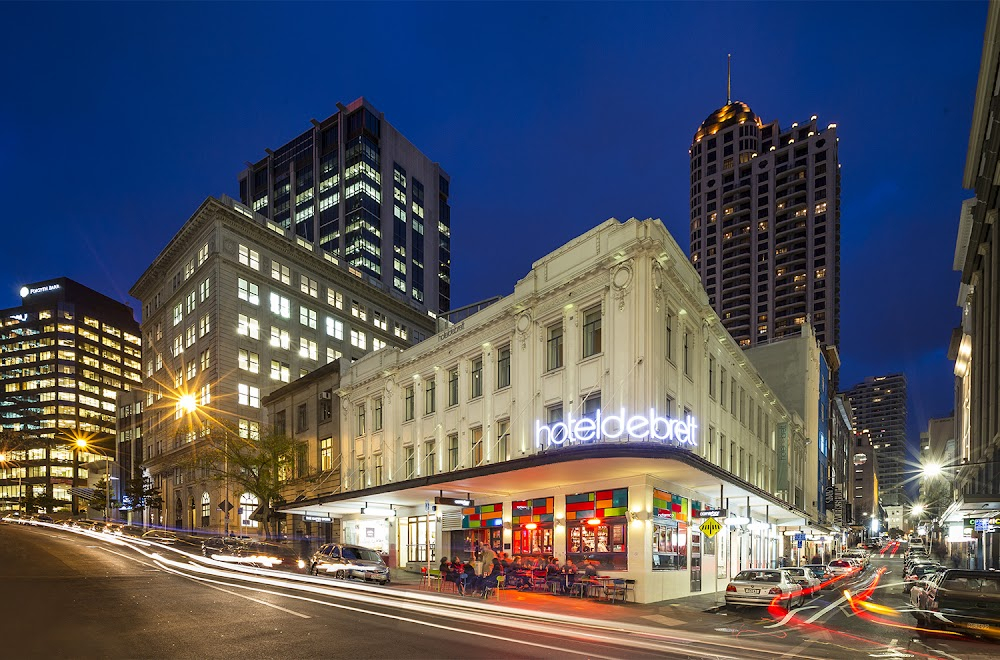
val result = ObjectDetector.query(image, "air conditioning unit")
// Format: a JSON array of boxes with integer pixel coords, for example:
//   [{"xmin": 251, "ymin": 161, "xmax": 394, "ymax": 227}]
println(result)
[{"xmin": 319, "ymin": 391, "xmax": 332, "ymax": 400}]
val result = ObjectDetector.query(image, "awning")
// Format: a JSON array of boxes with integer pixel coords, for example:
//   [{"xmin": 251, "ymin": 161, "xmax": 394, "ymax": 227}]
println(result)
[{"xmin": 279, "ymin": 444, "xmax": 817, "ymax": 527}]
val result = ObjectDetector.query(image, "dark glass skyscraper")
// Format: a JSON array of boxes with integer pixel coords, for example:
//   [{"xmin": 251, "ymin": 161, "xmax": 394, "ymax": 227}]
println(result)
[{"xmin": 238, "ymin": 97, "xmax": 451, "ymax": 315}]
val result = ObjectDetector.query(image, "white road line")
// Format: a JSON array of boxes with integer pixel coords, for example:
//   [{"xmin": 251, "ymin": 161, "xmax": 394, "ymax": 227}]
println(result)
[
  {"xmin": 152, "ymin": 560, "xmax": 629, "ymax": 659},
  {"xmin": 154, "ymin": 561, "xmax": 311, "ymax": 619},
  {"xmin": 100, "ymin": 547, "xmax": 160, "ymax": 570},
  {"xmin": 763, "ymin": 605, "xmax": 818, "ymax": 628}
]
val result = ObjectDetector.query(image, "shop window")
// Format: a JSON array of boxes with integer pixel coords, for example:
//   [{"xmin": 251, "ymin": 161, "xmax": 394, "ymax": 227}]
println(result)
[
  {"xmin": 652, "ymin": 521, "xmax": 688, "ymax": 570},
  {"xmin": 565, "ymin": 488, "xmax": 628, "ymax": 570},
  {"xmin": 512, "ymin": 497, "xmax": 554, "ymax": 558}
]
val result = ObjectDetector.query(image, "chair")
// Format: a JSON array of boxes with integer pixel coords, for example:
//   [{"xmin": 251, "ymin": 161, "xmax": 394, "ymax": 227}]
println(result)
[
  {"xmin": 604, "ymin": 578, "xmax": 626, "ymax": 602},
  {"xmin": 421, "ymin": 567, "xmax": 443, "ymax": 590},
  {"xmin": 482, "ymin": 574, "xmax": 504, "ymax": 600},
  {"xmin": 531, "ymin": 569, "xmax": 548, "ymax": 592},
  {"xmin": 621, "ymin": 579, "xmax": 636, "ymax": 603}
]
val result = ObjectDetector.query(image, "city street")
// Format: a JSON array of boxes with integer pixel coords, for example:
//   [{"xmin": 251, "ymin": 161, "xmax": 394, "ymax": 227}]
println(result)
[{"xmin": 2, "ymin": 523, "xmax": 997, "ymax": 659}]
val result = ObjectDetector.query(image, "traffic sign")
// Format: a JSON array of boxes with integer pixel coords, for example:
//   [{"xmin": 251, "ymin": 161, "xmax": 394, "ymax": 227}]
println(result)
[
  {"xmin": 697, "ymin": 508, "xmax": 726, "ymax": 518},
  {"xmin": 218, "ymin": 500, "xmax": 233, "ymax": 513},
  {"xmin": 797, "ymin": 540, "xmax": 803, "ymax": 548},
  {"xmin": 699, "ymin": 517, "xmax": 723, "ymax": 538},
  {"xmin": 794, "ymin": 532, "xmax": 807, "ymax": 542}
]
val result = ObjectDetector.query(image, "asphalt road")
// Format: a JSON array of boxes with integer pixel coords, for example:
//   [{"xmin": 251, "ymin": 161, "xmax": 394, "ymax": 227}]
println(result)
[{"xmin": 3, "ymin": 524, "xmax": 997, "ymax": 660}]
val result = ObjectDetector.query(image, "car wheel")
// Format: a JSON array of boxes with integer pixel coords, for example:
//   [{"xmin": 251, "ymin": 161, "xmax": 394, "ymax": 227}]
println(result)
[
  {"xmin": 335, "ymin": 569, "xmax": 346, "ymax": 579},
  {"xmin": 309, "ymin": 563, "xmax": 318, "ymax": 576}
]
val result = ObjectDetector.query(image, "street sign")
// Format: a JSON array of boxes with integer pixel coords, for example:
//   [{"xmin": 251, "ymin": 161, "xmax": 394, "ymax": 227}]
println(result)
[
  {"xmin": 424, "ymin": 500, "xmax": 430, "ymax": 513},
  {"xmin": 304, "ymin": 515, "xmax": 332, "ymax": 523},
  {"xmin": 697, "ymin": 508, "xmax": 726, "ymax": 518},
  {"xmin": 435, "ymin": 496, "xmax": 474, "ymax": 507},
  {"xmin": 794, "ymin": 532, "xmax": 807, "ymax": 542},
  {"xmin": 699, "ymin": 517, "xmax": 723, "ymax": 538},
  {"xmin": 218, "ymin": 500, "xmax": 233, "ymax": 513},
  {"xmin": 824, "ymin": 486, "xmax": 836, "ymax": 506},
  {"xmin": 797, "ymin": 540, "xmax": 803, "ymax": 548}
]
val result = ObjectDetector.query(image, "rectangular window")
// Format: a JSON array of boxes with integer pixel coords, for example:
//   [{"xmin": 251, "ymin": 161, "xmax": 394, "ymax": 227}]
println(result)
[
  {"xmin": 665, "ymin": 311, "xmax": 674, "ymax": 361},
  {"xmin": 708, "ymin": 355, "xmax": 716, "ymax": 399},
  {"xmin": 269, "ymin": 293, "xmax": 290, "ymax": 318},
  {"xmin": 447, "ymin": 367, "xmax": 459, "ymax": 406},
  {"xmin": 470, "ymin": 357, "xmax": 483, "ymax": 399},
  {"xmin": 238, "ymin": 278, "xmax": 259, "ymax": 305},
  {"xmin": 424, "ymin": 379, "xmax": 435, "ymax": 415},
  {"xmin": 270, "ymin": 360, "xmax": 290, "ymax": 382},
  {"xmin": 198, "ymin": 314, "xmax": 211, "ymax": 337},
  {"xmin": 350, "ymin": 329, "xmax": 366, "ymax": 349},
  {"xmin": 239, "ymin": 349, "xmax": 259, "ymax": 374},
  {"xmin": 720, "ymin": 368, "xmax": 728, "ymax": 409},
  {"xmin": 298, "ymin": 403, "xmax": 309, "ymax": 433},
  {"xmin": 325, "ymin": 317, "xmax": 344, "ymax": 340},
  {"xmin": 683, "ymin": 331, "xmax": 691, "ymax": 377},
  {"xmin": 200, "ymin": 348, "xmax": 211, "ymax": 371},
  {"xmin": 270, "ymin": 327, "xmax": 290, "ymax": 349},
  {"xmin": 546, "ymin": 403, "xmax": 563, "ymax": 425},
  {"xmin": 173, "ymin": 303, "xmax": 182, "ymax": 327},
  {"xmin": 320, "ymin": 437, "xmax": 333, "ymax": 471},
  {"xmin": 472, "ymin": 426, "xmax": 484, "ymax": 465},
  {"xmin": 327, "ymin": 288, "xmax": 343, "ymax": 309},
  {"xmin": 373, "ymin": 397, "xmax": 383, "ymax": 431},
  {"xmin": 405, "ymin": 446, "xmax": 415, "ymax": 479},
  {"xmin": 238, "ymin": 314, "xmax": 259, "ymax": 339},
  {"xmin": 300, "ymin": 275, "xmax": 318, "ymax": 298},
  {"xmin": 271, "ymin": 261, "xmax": 291, "ymax": 285},
  {"xmin": 238, "ymin": 383, "xmax": 260, "ymax": 408},
  {"xmin": 448, "ymin": 433, "xmax": 459, "ymax": 471},
  {"xmin": 300, "ymin": 306, "xmax": 317, "ymax": 329},
  {"xmin": 404, "ymin": 385, "xmax": 415, "ymax": 421},
  {"xmin": 582, "ymin": 307, "xmax": 602, "ymax": 358},
  {"xmin": 424, "ymin": 440, "xmax": 436, "ymax": 476},
  {"xmin": 497, "ymin": 419, "xmax": 510, "ymax": 461},
  {"xmin": 199, "ymin": 278, "xmax": 211, "ymax": 302},
  {"xmin": 356, "ymin": 404, "xmax": 365, "ymax": 436},
  {"xmin": 239, "ymin": 245, "xmax": 260, "ymax": 270},
  {"xmin": 299, "ymin": 338, "xmax": 318, "ymax": 361},
  {"xmin": 497, "ymin": 345, "xmax": 511, "ymax": 389},
  {"xmin": 546, "ymin": 323, "xmax": 563, "ymax": 371}
]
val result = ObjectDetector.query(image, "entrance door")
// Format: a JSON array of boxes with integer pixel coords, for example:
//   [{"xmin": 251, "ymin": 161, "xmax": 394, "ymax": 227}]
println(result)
[{"xmin": 690, "ymin": 531, "xmax": 702, "ymax": 592}]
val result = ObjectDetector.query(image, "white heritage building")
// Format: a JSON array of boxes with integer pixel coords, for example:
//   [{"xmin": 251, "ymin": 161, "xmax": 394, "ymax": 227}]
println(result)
[{"xmin": 282, "ymin": 218, "xmax": 823, "ymax": 603}]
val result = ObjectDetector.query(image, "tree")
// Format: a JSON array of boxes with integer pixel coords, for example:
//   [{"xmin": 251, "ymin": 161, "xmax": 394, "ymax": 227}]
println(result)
[
  {"xmin": 888, "ymin": 527, "xmax": 905, "ymax": 539},
  {"xmin": 189, "ymin": 422, "xmax": 302, "ymax": 540},
  {"xmin": 122, "ymin": 470, "xmax": 162, "ymax": 524},
  {"xmin": 88, "ymin": 477, "xmax": 119, "ymax": 519}
]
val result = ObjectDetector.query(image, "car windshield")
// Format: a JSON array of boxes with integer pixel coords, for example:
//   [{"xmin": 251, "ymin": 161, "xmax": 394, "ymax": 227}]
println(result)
[
  {"xmin": 831, "ymin": 560, "xmax": 849, "ymax": 567},
  {"xmin": 941, "ymin": 576, "xmax": 1000, "ymax": 592},
  {"xmin": 734, "ymin": 571, "xmax": 780, "ymax": 583},
  {"xmin": 341, "ymin": 547, "xmax": 382, "ymax": 562}
]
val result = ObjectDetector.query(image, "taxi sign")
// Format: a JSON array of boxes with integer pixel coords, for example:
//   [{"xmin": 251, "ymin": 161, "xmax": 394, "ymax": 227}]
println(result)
[{"xmin": 699, "ymin": 517, "xmax": 723, "ymax": 538}]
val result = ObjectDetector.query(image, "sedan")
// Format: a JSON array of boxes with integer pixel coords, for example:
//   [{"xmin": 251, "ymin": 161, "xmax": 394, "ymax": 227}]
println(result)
[
  {"xmin": 903, "ymin": 564, "xmax": 943, "ymax": 594},
  {"xmin": 782, "ymin": 567, "xmax": 822, "ymax": 597},
  {"xmin": 827, "ymin": 559, "xmax": 857, "ymax": 577},
  {"xmin": 309, "ymin": 543, "xmax": 391, "ymax": 584},
  {"xmin": 725, "ymin": 569, "xmax": 804, "ymax": 608}
]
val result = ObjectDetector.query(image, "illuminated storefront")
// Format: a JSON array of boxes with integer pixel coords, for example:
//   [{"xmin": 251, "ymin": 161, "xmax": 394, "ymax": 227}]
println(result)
[{"xmin": 511, "ymin": 497, "xmax": 554, "ymax": 558}]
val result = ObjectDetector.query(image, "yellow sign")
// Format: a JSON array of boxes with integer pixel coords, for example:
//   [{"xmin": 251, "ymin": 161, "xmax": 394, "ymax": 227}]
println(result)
[{"xmin": 699, "ymin": 517, "xmax": 722, "ymax": 538}]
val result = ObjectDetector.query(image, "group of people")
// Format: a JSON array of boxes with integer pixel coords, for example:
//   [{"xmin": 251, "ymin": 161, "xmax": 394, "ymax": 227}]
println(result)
[{"xmin": 438, "ymin": 548, "xmax": 603, "ymax": 598}]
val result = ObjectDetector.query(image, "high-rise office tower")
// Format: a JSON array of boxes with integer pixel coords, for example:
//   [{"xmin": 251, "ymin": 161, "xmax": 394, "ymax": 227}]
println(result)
[
  {"xmin": 238, "ymin": 97, "xmax": 452, "ymax": 315},
  {"xmin": 844, "ymin": 374, "xmax": 908, "ymax": 506},
  {"xmin": 0, "ymin": 278, "xmax": 141, "ymax": 513},
  {"xmin": 689, "ymin": 91, "xmax": 840, "ymax": 350}
]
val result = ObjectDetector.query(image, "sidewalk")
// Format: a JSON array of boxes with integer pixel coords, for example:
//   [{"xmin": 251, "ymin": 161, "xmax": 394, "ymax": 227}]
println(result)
[{"xmin": 387, "ymin": 568, "xmax": 726, "ymax": 628}]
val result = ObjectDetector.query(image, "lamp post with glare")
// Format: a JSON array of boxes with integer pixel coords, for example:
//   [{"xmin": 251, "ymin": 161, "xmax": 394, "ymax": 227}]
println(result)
[
  {"xmin": 0, "ymin": 452, "xmax": 23, "ymax": 515},
  {"xmin": 74, "ymin": 438, "xmax": 123, "ymax": 522}
]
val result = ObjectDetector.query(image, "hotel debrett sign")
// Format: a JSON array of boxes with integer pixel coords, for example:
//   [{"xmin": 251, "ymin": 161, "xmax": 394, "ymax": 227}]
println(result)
[{"xmin": 535, "ymin": 408, "xmax": 698, "ymax": 449}]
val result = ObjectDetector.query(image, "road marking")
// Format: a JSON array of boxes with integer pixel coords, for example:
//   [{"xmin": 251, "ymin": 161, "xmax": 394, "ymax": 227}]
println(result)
[
  {"xmin": 100, "ymin": 547, "xmax": 160, "ymax": 570},
  {"xmin": 154, "ymin": 561, "xmax": 311, "ymax": 619},
  {"xmin": 152, "ymin": 560, "xmax": 634, "ymax": 658},
  {"xmin": 763, "ymin": 605, "xmax": 817, "ymax": 628},
  {"xmin": 867, "ymin": 638, "xmax": 913, "ymax": 658}
]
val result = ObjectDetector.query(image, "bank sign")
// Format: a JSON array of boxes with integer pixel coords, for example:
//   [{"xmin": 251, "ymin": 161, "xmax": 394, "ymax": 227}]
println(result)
[{"xmin": 536, "ymin": 408, "xmax": 698, "ymax": 449}]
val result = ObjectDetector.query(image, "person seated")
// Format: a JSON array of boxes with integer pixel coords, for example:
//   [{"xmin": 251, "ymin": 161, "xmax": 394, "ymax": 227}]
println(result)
[
  {"xmin": 583, "ymin": 558, "xmax": 599, "ymax": 578},
  {"xmin": 479, "ymin": 558, "xmax": 504, "ymax": 597},
  {"xmin": 459, "ymin": 560, "xmax": 476, "ymax": 595},
  {"xmin": 439, "ymin": 557, "xmax": 452, "ymax": 578}
]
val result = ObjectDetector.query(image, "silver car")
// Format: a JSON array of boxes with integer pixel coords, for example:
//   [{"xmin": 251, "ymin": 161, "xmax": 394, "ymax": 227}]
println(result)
[
  {"xmin": 725, "ymin": 569, "xmax": 804, "ymax": 608},
  {"xmin": 309, "ymin": 543, "xmax": 390, "ymax": 585},
  {"xmin": 782, "ymin": 567, "xmax": 822, "ymax": 597}
]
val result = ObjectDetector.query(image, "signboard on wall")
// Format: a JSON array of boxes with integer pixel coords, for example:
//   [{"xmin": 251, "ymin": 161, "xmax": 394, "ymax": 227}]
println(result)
[{"xmin": 776, "ymin": 423, "xmax": 789, "ymax": 491}]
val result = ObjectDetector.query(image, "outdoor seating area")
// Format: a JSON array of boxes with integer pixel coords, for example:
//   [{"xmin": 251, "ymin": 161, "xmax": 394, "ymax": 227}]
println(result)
[{"xmin": 420, "ymin": 555, "xmax": 636, "ymax": 604}]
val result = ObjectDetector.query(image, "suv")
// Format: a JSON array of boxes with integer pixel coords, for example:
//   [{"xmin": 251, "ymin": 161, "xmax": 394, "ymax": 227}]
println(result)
[
  {"xmin": 309, "ymin": 543, "xmax": 390, "ymax": 584},
  {"xmin": 914, "ymin": 569, "xmax": 1000, "ymax": 634}
]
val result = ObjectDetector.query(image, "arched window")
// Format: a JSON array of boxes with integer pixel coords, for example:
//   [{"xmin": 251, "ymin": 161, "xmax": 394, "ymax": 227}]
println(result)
[
  {"xmin": 201, "ymin": 492, "xmax": 211, "ymax": 527},
  {"xmin": 174, "ymin": 495, "xmax": 183, "ymax": 529},
  {"xmin": 239, "ymin": 492, "xmax": 259, "ymax": 529}
]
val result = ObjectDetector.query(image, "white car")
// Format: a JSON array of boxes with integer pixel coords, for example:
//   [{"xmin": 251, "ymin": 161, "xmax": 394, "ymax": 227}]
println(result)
[
  {"xmin": 827, "ymin": 559, "xmax": 858, "ymax": 577},
  {"xmin": 725, "ymin": 569, "xmax": 805, "ymax": 608},
  {"xmin": 781, "ymin": 567, "xmax": 822, "ymax": 597}
]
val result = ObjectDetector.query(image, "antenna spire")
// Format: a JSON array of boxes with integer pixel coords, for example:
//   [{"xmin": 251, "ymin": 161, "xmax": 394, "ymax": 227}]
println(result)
[{"xmin": 727, "ymin": 54, "xmax": 732, "ymax": 105}]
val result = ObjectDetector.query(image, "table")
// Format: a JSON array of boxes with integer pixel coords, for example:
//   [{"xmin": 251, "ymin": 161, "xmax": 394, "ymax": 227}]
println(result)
[{"xmin": 590, "ymin": 576, "xmax": 615, "ymax": 600}]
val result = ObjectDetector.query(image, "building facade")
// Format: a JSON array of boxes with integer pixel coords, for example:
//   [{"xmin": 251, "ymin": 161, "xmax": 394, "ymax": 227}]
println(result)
[
  {"xmin": 129, "ymin": 195, "xmax": 437, "ymax": 533},
  {"xmin": 280, "ymin": 218, "xmax": 830, "ymax": 604},
  {"xmin": 843, "ymin": 374, "xmax": 908, "ymax": 506},
  {"xmin": 944, "ymin": 3, "xmax": 1000, "ymax": 570},
  {"xmin": 238, "ymin": 97, "xmax": 452, "ymax": 315},
  {"xmin": 851, "ymin": 433, "xmax": 879, "ymax": 543},
  {"xmin": 688, "ymin": 101, "xmax": 840, "ymax": 351},
  {"xmin": 0, "ymin": 278, "xmax": 141, "ymax": 515},
  {"xmin": 829, "ymin": 394, "xmax": 855, "ymax": 530}
]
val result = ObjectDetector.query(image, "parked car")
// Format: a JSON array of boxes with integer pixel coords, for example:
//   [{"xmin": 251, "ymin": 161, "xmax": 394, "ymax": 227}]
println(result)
[
  {"xmin": 903, "ymin": 563, "xmax": 944, "ymax": 594},
  {"xmin": 781, "ymin": 567, "xmax": 822, "ymax": 597},
  {"xmin": 841, "ymin": 551, "xmax": 869, "ymax": 569},
  {"xmin": 725, "ymin": 569, "xmax": 804, "ymax": 608},
  {"xmin": 309, "ymin": 543, "xmax": 391, "ymax": 585},
  {"xmin": 905, "ymin": 557, "xmax": 938, "ymax": 575},
  {"xmin": 915, "ymin": 569, "xmax": 1000, "ymax": 635},
  {"xmin": 909, "ymin": 573, "xmax": 937, "ymax": 613},
  {"xmin": 202, "ymin": 537, "xmax": 305, "ymax": 570},
  {"xmin": 802, "ymin": 564, "xmax": 833, "ymax": 582},
  {"xmin": 142, "ymin": 529, "xmax": 181, "ymax": 544},
  {"xmin": 827, "ymin": 559, "xmax": 857, "ymax": 577}
]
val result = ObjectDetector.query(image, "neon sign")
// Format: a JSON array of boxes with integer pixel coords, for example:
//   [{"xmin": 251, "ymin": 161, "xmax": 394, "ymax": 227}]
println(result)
[{"xmin": 535, "ymin": 408, "xmax": 698, "ymax": 449}]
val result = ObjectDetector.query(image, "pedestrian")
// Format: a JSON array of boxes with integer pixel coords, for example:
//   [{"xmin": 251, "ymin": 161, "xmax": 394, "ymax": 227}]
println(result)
[
  {"xmin": 810, "ymin": 554, "xmax": 822, "ymax": 565},
  {"xmin": 479, "ymin": 541, "xmax": 496, "ymax": 575}
]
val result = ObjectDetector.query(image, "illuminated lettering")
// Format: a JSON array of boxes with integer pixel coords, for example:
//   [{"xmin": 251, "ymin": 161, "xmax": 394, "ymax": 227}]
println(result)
[{"xmin": 536, "ymin": 408, "xmax": 698, "ymax": 449}]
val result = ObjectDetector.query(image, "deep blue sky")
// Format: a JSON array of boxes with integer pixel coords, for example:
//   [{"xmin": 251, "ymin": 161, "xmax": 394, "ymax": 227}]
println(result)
[{"xmin": 0, "ymin": 2, "xmax": 986, "ymax": 465}]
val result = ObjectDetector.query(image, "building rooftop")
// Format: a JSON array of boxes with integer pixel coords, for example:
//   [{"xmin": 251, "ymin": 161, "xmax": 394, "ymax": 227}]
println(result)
[{"xmin": 693, "ymin": 101, "xmax": 759, "ymax": 142}]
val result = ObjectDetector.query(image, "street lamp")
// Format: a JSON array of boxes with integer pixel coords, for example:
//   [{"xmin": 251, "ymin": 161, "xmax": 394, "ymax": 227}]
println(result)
[
  {"xmin": 74, "ymin": 438, "xmax": 122, "ymax": 523},
  {"xmin": 0, "ymin": 452, "xmax": 23, "ymax": 515},
  {"xmin": 179, "ymin": 398, "xmax": 231, "ymax": 537}
]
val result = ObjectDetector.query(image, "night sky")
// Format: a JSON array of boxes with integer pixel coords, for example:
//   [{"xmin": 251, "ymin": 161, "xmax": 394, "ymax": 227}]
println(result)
[{"xmin": 0, "ymin": 2, "xmax": 986, "ymax": 469}]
